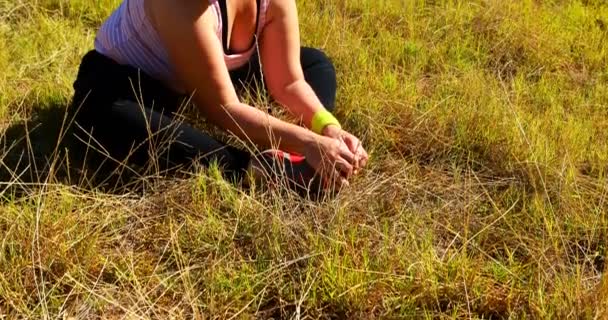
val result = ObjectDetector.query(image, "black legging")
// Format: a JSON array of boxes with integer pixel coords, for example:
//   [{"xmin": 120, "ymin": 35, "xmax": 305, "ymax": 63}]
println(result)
[{"xmin": 69, "ymin": 47, "xmax": 337, "ymax": 182}]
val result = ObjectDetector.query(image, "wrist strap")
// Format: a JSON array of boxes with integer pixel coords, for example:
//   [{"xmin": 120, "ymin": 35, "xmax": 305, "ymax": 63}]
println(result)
[{"xmin": 311, "ymin": 110, "xmax": 341, "ymax": 134}]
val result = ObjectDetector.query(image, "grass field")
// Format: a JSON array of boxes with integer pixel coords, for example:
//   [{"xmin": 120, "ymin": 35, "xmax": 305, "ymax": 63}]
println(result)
[{"xmin": 1, "ymin": 0, "xmax": 608, "ymax": 318}]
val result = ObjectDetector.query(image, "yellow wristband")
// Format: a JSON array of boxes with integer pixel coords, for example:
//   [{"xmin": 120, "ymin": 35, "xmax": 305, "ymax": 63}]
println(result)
[{"xmin": 311, "ymin": 110, "xmax": 341, "ymax": 134}]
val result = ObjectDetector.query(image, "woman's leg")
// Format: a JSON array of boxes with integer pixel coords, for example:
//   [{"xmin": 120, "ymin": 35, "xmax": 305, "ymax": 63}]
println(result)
[
  {"xmin": 299, "ymin": 47, "xmax": 337, "ymax": 112},
  {"xmin": 73, "ymin": 100, "xmax": 250, "ymax": 179},
  {"xmin": 70, "ymin": 51, "xmax": 251, "ymax": 182}
]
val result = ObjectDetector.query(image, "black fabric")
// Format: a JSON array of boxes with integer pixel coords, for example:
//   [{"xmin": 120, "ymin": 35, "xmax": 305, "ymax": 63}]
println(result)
[
  {"xmin": 70, "ymin": 50, "xmax": 251, "ymax": 182},
  {"xmin": 69, "ymin": 46, "xmax": 337, "ymax": 184},
  {"xmin": 218, "ymin": 0, "xmax": 230, "ymax": 52}
]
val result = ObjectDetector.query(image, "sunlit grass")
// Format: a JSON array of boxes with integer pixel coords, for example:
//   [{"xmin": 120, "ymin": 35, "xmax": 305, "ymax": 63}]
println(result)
[{"xmin": 0, "ymin": 0, "xmax": 607, "ymax": 318}]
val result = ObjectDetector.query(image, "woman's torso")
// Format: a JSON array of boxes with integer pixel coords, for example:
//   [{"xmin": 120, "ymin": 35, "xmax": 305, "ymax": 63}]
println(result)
[{"xmin": 94, "ymin": 0, "xmax": 270, "ymax": 90}]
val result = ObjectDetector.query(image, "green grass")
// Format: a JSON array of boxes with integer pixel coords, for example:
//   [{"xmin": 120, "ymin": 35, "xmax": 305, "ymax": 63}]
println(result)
[{"xmin": 1, "ymin": 0, "xmax": 608, "ymax": 318}]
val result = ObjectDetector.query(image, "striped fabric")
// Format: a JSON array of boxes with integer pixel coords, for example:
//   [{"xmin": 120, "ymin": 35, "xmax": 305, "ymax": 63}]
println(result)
[{"xmin": 95, "ymin": 0, "xmax": 270, "ymax": 87}]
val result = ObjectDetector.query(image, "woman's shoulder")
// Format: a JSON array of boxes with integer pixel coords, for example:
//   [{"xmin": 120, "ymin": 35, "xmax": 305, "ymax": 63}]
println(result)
[
  {"xmin": 263, "ymin": 0, "xmax": 297, "ymax": 24},
  {"xmin": 146, "ymin": 0, "xmax": 220, "ymax": 30}
]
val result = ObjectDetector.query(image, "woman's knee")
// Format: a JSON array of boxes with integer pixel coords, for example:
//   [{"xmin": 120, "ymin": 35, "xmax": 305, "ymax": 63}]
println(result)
[
  {"xmin": 300, "ymin": 47, "xmax": 337, "ymax": 111},
  {"xmin": 300, "ymin": 47, "xmax": 335, "ymax": 74}
]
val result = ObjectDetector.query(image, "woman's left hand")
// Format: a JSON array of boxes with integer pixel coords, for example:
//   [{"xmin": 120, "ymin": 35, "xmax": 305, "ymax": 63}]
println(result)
[{"xmin": 322, "ymin": 125, "xmax": 369, "ymax": 174}]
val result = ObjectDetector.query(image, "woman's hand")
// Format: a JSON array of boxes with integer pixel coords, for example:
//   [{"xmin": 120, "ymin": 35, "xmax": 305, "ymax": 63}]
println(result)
[
  {"xmin": 322, "ymin": 125, "xmax": 369, "ymax": 173},
  {"xmin": 302, "ymin": 134, "xmax": 357, "ymax": 188}
]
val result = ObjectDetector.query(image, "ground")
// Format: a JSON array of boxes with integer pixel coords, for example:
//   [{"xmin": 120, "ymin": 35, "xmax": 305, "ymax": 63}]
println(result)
[{"xmin": 1, "ymin": 0, "xmax": 608, "ymax": 318}]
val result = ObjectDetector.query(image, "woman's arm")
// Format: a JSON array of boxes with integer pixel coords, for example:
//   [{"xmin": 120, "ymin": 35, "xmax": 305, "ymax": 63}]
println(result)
[
  {"xmin": 260, "ymin": 0, "xmax": 369, "ymax": 169},
  {"xmin": 259, "ymin": 0, "xmax": 325, "ymax": 128}
]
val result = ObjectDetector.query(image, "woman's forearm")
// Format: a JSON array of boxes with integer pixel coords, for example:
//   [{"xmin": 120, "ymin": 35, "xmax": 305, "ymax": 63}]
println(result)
[
  {"xmin": 271, "ymin": 79, "xmax": 325, "ymax": 128},
  {"xmin": 201, "ymin": 100, "xmax": 316, "ymax": 153}
]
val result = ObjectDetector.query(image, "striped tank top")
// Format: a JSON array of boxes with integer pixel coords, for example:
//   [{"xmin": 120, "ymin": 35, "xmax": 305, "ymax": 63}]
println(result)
[{"xmin": 95, "ymin": 0, "xmax": 270, "ymax": 87}]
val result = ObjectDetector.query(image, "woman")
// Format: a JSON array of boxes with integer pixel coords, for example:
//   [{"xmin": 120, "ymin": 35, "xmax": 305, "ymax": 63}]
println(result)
[{"xmin": 69, "ymin": 0, "xmax": 368, "ymax": 195}]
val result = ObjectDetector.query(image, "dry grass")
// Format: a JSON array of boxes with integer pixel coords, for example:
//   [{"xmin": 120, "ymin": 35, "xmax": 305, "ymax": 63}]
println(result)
[{"xmin": 1, "ymin": 0, "xmax": 608, "ymax": 318}]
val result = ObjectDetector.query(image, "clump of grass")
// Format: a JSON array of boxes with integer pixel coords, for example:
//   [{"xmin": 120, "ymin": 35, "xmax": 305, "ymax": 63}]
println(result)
[{"xmin": 1, "ymin": 0, "xmax": 607, "ymax": 318}]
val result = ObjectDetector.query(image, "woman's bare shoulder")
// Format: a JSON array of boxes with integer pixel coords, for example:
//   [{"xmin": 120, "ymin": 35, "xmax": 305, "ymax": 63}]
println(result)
[
  {"xmin": 146, "ymin": 0, "xmax": 216, "ymax": 29},
  {"xmin": 266, "ymin": 0, "xmax": 298, "ymax": 22}
]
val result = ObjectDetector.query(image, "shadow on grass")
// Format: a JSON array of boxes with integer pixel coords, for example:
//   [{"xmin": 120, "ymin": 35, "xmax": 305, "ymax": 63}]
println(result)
[{"xmin": 0, "ymin": 103, "xmax": 155, "ymax": 198}]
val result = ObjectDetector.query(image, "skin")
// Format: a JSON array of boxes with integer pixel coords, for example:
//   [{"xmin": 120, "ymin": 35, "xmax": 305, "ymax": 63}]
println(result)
[{"xmin": 146, "ymin": 0, "xmax": 368, "ymax": 185}]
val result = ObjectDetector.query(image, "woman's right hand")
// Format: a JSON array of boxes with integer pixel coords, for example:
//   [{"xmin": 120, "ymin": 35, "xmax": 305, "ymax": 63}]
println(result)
[{"xmin": 302, "ymin": 134, "xmax": 357, "ymax": 188}]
